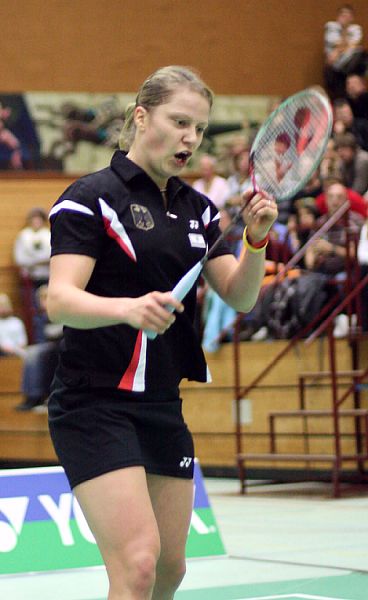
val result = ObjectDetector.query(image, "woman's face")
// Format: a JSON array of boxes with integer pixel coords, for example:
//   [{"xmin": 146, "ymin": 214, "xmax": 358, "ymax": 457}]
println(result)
[
  {"xmin": 130, "ymin": 87, "xmax": 210, "ymax": 188},
  {"xmin": 29, "ymin": 215, "xmax": 46, "ymax": 231}
]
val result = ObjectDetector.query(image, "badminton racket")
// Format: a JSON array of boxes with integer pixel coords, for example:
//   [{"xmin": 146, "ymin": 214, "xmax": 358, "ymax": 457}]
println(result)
[{"xmin": 145, "ymin": 87, "xmax": 332, "ymax": 339}]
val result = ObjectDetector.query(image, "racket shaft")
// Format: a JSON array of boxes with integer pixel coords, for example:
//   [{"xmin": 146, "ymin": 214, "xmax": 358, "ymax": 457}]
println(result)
[
  {"xmin": 145, "ymin": 261, "xmax": 203, "ymax": 340},
  {"xmin": 146, "ymin": 192, "xmax": 250, "ymax": 339}
]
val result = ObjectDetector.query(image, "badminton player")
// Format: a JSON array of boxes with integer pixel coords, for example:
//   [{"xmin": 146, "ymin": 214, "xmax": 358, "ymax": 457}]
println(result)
[{"xmin": 47, "ymin": 65, "xmax": 277, "ymax": 600}]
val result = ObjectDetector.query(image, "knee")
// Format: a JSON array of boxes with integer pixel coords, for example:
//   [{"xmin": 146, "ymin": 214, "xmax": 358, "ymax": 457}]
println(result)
[
  {"xmin": 156, "ymin": 556, "xmax": 187, "ymax": 593},
  {"xmin": 171, "ymin": 558, "xmax": 186, "ymax": 589},
  {"xmin": 107, "ymin": 546, "xmax": 159, "ymax": 597},
  {"xmin": 128, "ymin": 550, "xmax": 159, "ymax": 596}
]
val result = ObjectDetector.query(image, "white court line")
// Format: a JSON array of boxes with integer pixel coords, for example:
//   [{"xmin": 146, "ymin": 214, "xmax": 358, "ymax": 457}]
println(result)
[{"xmin": 232, "ymin": 594, "xmax": 350, "ymax": 600}]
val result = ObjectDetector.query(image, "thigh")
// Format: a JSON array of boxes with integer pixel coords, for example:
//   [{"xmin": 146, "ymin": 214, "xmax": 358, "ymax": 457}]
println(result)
[
  {"xmin": 74, "ymin": 466, "xmax": 160, "ymax": 567},
  {"xmin": 147, "ymin": 473, "xmax": 194, "ymax": 561}
]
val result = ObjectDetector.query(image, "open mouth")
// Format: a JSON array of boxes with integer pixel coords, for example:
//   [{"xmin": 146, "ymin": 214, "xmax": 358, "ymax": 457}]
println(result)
[{"xmin": 174, "ymin": 151, "xmax": 192, "ymax": 167}]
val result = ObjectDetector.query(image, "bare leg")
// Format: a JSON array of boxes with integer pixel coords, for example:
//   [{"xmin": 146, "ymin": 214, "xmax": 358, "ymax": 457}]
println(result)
[
  {"xmin": 73, "ymin": 467, "xmax": 160, "ymax": 600},
  {"xmin": 147, "ymin": 474, "xmax": 194, "ymax": 600}
]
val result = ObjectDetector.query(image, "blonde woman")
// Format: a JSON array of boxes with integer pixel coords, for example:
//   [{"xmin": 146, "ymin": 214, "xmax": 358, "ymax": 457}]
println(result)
[{"xmin": 47, "ymin": 66, "xmax": 277, "ymax": 600}]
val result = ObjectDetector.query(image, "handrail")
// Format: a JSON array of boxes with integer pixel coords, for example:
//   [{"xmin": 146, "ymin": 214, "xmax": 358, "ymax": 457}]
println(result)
[
  {"xmin": 233, "ymin": 200, "xmax": 355, "ymax": 398},
  {"xmin": 273, "ymin": 200, "xmax": 350, "ymax": 282},
  {"xmin": 234, "ymin": 200, "xmax": 368, "ymax": 496},
  {"xmin": 305, "ymin": 272, "xmax": 368, "ymax": 344}
]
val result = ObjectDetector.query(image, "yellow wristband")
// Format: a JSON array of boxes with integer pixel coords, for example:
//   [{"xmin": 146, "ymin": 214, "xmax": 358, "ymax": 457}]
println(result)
[{"xmin": 242, "ymin": 227, "xmax": 269, "ymax": 253}]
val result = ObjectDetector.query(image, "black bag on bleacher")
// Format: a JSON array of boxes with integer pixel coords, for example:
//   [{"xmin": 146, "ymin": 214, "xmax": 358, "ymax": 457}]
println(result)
[{"xmin": 265, "ymin": 272, "xmax": 328, "ymax": 339}]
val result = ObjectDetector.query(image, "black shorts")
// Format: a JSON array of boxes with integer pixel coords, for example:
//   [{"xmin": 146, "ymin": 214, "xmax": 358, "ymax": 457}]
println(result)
[{"xmin": 48, "ymin": 376, "xmax": 194, "ymax": 489}]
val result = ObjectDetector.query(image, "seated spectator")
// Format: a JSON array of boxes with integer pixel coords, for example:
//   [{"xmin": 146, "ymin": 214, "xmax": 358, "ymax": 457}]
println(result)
[
  {"xmin": 357, "ymin": 218, "xmax": 368, "ymax": 332},
  {"xmin": 0, "ymin": 293, "xmax": 28, "ymax": 356},
  {"xmin": 287, "ymin": 197, "xmax": 319, "ymax": 267},
  {"xmin": 320, "ymin": 138, "xmax": 342, "ymax": 181},
  {"xmin": 15, "ymin": 285, "xmax": 62, "ymax": 412},
  {"xmin": 243, "ymin": 183, "xmax": 363, "ymax": 341},
  {"xmin": 192, "ymin": 154, "xmax": 230, "ymax": 209},
  {"xmin": 305, "ymin": 181, "xmax": 363, "ymax": 276},
  {"xmin": 201, "ymin": 208, "xmax": 241, "ymax": 353},
  {"xmin": 335, "ymin": 132, "xmax": 368, "ymax": 196},
  {"xmin": 284, "ymin": 168, "xmax": 323, "ymax": 225},
  {"xmin": 225, "ymin": 146, "xmax": 252, "ymax": 208},
  {"xmin": 333, "ymin": 98, "xmax": 368, "ymax": 151},
  {"xmin": 346, "ymin": 73, "xmax": 368, "ymax": 120},
  {"xmin": 315, "ymin": 175, "xmax": 367, "ymax": 218},
  {"xmin": 13, "ymin": 207, "xmax": 51, "ymax": 343},
  {"xmin": 323, "ymin": 4, "xmax": 367, "ymax": 100},
  {"xmin": 222, "ymin": 145, "xmax": 253, "ymax": 240}
]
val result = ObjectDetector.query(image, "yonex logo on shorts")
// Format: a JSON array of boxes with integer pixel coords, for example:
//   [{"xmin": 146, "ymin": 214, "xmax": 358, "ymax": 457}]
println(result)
[{"xmin": 179, "ymin": 457, "xmax": 192, "ymax": 468}]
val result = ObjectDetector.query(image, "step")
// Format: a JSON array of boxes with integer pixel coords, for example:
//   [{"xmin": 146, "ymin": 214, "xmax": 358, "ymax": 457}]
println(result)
[
  {"xmin": 238, "ymin": 453, "xmax": 368, "ymax": 462},
  {"xmin": 269, "ymin": 409, "xmax": 368, "ymax": 418},
  {"xmin": 299, "ymin": 370, "xmax": 366, "ymax": 380},
  {"xmin": 0, "ymin": 357, "xmax": 23, "ymax": 391}
]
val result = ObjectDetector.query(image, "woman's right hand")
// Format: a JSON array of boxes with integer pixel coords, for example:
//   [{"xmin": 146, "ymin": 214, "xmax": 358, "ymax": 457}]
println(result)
[
  {"xmin": 122, "ymin": 291, "xmax": 184, "ymax": 335},
  {"xmin": 48, "ymin": 254, "xmax": 184, "ymax": 332}
]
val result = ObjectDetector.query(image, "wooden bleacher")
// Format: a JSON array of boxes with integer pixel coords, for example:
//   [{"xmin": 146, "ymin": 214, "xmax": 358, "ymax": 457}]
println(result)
[
  {"xmin": 0, "ymin": 176, "xmax": 367, "ymax": 490},
  {"xmin": 0, "ymin": 176, "xmax": 75, "ymax": 321},
  {"xmin": 0, "ymin": 357, "xmax": 56, "ymax": 463},
  {"xmin": 1, "ymin": 328, "xmax": 367, "ymax": 473}
]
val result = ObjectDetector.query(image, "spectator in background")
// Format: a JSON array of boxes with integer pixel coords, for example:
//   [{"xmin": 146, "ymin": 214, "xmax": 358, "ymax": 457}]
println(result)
[
  {"xmin": 192, "ymin": 154, "xmax": 230, "ymax": 209},
  {"xmin": 221, "ymin": 144, "xmax": 253, "ymax": 240},
  {"xmin": 315, "ymin": 175, "xmax": 367, "ymax": 218},
  {"xmin": 323, "ymin": 4, "xmax": 367, "ymax": 100},
  {"xmin": 283, "ymin": 168, "xmax": 323, "ymax": 225},
  {"xmin": 305, "ymin": 181, "xmax": 363, "ymax": 276},
  {"xmin": 305, "ymin": 181, "xmax": 363, "ymax": 337},
  {"xmin": 333, "ymin": 98, "xmax": 368, "ymax": 151},
  {"xmin": 346, "ymin": 73, "xmax": 368, "ymax": 120},
  {"xmin": 201, "ymin": 207, "xmax": 242, "ymax": 353},
  {"xmin": 226, "ymin": 145, "xmax": 252, "ymax": 207},
  {"xmin": 15, "ymin": 285, "xmax": 62, "ymax": 412},
  {"xmin": 13, "ymin": 207, "xmax": 51, "ymax": 342},
  {"xmin": 320, "ymin": 138, "xmax": 342, "ymax": 181},
  {"xmin": 357, "ymin": 218, "xmax": 368, "ymax": 331},
  {"xmin": 335, "ymin": 132, "xmax": 368, "ymax": 196},
  {"xmin": 0, "ymin": 293, "xmax": 27, "ymax": 356},
  {"xmin": 287, "ymin": 197, "xmax": 319, "ymax": 267}
]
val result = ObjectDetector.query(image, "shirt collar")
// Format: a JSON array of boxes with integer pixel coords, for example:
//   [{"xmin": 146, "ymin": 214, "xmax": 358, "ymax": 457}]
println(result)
[{"xmin": 110, "ymin": 150, "xmax": 184, "ymax": 196}]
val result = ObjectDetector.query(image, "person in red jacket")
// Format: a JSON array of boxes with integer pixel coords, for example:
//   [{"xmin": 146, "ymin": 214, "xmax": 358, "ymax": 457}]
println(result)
[{"xmin": 315, "ymin": 176, "xmax": 367, "ymax": 218}]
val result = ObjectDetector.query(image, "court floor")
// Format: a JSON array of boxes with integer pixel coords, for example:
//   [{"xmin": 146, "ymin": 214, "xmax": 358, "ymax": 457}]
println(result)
[{"xmin": 0, "ymin": 477, "xmax": 367, "ymax": 599}]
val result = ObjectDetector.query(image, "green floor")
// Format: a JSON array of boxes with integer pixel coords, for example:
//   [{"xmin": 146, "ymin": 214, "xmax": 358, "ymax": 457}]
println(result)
[
  {"xmin": 177, "ymin": 571, "xmax": 368, "ymax": 599},
  {"xmin": 0, "ymin": 479, "xmax": 367, "ymax": 599}
]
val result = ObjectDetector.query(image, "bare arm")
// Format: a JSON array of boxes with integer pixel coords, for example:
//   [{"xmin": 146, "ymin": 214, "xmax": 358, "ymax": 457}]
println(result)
[
  {"xmin": 203, "ymin": 191, "xmax": 278, "ymax": 312},
  {"xmin": 47, "ymin": 254, "xmax": 184, "ymax": 335}
]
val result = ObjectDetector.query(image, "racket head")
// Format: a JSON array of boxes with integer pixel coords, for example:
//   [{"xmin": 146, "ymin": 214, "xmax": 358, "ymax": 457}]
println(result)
[{"xmin": 249, "ymin": 88, "xmax": 333, "ymax": 202}]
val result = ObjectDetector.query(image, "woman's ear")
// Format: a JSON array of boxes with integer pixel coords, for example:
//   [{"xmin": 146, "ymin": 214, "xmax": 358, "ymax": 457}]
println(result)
[{"xmin": 134, "ymin": 105, "xmax": 147, "ymax": 132}]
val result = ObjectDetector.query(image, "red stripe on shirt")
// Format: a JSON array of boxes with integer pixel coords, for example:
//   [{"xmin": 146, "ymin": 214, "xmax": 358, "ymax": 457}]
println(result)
[
  {"xmin": 118, "ymin": 330, "xmax": 143, "ymax": 391},
  {"xmin": 102, "ymin": 216, "xmax": 136, "ymax": 262}
]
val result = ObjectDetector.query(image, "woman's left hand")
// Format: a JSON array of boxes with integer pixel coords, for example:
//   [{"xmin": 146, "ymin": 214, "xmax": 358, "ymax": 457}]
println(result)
[{"xmin": 241, "ymin": 190, "xmax": 278, "ymax": 243}]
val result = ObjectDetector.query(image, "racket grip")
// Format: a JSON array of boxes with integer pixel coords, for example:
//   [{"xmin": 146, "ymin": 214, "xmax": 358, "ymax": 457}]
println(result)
[{"xmin": 144, "ymin": 261, "xmax": 203, "ymax": 340}]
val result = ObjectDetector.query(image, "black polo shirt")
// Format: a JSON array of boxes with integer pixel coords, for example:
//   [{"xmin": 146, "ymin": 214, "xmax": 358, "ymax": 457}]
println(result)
[{"xmin": 49, "ymin": 151, "xmax": 231, "ymax": 392}]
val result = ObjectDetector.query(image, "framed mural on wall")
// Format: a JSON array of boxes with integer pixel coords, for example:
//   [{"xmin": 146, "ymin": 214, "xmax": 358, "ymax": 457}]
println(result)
[{"xmin": 0, "ymin": 92, "xmax": 278, "ymax": 174}]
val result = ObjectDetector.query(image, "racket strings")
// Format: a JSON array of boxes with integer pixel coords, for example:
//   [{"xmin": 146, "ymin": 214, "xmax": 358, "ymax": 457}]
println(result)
[{"xmin": 252, "ymin": 92, "xmax": 332, "ymax": 200}]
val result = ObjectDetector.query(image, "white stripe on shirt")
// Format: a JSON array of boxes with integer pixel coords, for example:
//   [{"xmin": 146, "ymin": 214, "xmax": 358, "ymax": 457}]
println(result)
[{"xmin": 49, "ymin": 200, "xmax": 94, "ymax": 218}]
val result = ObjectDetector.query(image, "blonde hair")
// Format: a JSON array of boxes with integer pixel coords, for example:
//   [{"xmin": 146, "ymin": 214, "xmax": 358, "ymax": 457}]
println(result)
[{"xmin": 119, "ymin": 65, "xmax": 214, "ymax": 151}]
